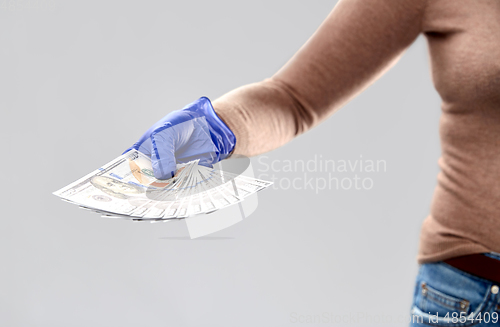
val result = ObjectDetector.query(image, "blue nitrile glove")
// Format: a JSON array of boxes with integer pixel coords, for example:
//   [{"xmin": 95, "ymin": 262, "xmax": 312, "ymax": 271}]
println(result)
[{"xmin": 124, "ymin": 96, "xmax": 236, "ymax": 180}]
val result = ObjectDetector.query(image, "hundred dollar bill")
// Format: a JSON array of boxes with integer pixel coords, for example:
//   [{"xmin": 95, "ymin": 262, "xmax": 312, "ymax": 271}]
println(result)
[
  {"xmin": 53, "ymin": 150, "xmax": 193, "ymax": 216},
  {"xmin": 54, "ymin": 150, "xmax": 274, "ymax": 224}
]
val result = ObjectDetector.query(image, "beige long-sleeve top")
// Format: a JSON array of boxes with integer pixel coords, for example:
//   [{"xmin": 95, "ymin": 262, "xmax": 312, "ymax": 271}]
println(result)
[{"xmin": 212, "ymin": 0, "xmax": 500, "ymax": 264}]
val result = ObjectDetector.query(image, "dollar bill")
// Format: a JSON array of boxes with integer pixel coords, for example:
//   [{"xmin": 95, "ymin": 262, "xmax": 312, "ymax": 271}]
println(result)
[{"xmin": 54, "ymin": 150, "xmax": 272, "ymax": 222}]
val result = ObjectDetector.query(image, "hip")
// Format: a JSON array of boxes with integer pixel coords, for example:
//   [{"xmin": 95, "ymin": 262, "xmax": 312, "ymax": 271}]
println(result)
[{"xmin": 410, "ymin": 252, "xmax": 500, "ymax": 326}]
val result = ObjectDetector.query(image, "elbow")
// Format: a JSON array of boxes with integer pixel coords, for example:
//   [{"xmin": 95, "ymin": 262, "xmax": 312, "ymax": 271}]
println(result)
[{"xmin": 263, "ymin": 76, "xmax": 319, "ymax": 136}]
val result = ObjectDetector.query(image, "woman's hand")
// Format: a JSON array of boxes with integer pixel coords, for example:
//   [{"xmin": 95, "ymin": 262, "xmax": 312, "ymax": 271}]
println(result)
[{"xmin": 124, "ymin": 97, "xmax": 236, "ymax": 180}]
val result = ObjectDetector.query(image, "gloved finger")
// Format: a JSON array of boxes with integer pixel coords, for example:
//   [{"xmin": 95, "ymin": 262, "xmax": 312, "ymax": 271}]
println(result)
[
  {"xmin": 150, "ymin": 128, "xmax": 177, "ymax": 180},
  {"xmin": 123, "ymin": 117, "xmax": 164, "ymax": 155},
  {"xmin": 175, "ymin": 117, "xmax": 218, "ymax": 164},
  {"xmin": 197, "ymin": 157, "xmax": 214, "ymax": 168},
  {"xmin": 176, "ymin": 150, "xmax": 216, "ymax": 167},
  {"xmin": 176, "ymin": 137, "xmax": 218, "ymax": 163},
  {"xmin": 122, "ymin": 137, "xmax": 153, "ymax": 156},
  {"xmin": 122, "ymin": 147, "xmax": 134, "ymax": 155}
]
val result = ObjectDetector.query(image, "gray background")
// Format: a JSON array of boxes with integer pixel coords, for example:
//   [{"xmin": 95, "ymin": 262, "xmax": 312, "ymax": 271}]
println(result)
[{"xmin": 0, "ymin": 0, "xmax": 441, "ymax": 326}]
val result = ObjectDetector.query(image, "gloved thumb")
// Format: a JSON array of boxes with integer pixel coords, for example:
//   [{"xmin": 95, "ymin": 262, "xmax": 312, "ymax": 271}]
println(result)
[{"xmin": 150, "ymin": 128, "xmax": 177, "ymax": 180}]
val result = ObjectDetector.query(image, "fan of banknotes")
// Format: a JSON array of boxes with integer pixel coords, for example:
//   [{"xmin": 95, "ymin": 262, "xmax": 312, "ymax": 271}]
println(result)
[{"xmin": 53, "ymin": 149, "xmax": 272, "ymax": 222}]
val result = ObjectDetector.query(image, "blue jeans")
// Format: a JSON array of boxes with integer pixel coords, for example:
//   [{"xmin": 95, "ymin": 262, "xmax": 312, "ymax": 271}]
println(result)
[{"xmin": 410, "ymin": 252, "xmax": 500, "ymax": 326}]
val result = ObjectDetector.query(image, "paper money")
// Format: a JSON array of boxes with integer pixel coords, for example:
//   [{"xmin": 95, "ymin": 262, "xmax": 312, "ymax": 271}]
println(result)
[{"xmin": 53, "ymin": 150, "xmax": 272, "ymax": 223}]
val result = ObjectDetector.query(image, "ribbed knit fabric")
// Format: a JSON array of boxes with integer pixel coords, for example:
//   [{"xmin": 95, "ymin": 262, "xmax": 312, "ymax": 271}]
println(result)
[{"xmin": 212, "ymin": 0, "xmax": 500, "ymax": 264}]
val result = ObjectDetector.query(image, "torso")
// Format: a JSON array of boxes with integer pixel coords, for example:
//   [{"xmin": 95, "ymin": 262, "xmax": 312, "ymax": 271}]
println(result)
[{"xmin": 418, "ymin": 0, "xmax": 500, "ymax": 263}]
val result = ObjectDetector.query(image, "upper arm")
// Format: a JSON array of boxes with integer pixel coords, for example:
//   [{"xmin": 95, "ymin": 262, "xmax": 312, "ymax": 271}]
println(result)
[
  {"xmin": 213, "ymin": 0, "xmax": 428, "ymax": 156},
  {"xmin": 273, "ymin": 0, "xmax": 428, "ymax": 132}
]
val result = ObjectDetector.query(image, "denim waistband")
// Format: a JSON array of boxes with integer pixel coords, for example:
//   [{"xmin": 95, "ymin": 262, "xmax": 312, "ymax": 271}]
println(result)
[{"xmin": 484, "ymin": 251, "xmax": 500, "ymax": 261}]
